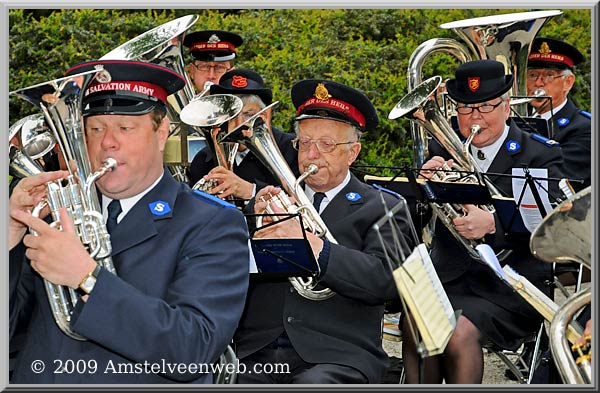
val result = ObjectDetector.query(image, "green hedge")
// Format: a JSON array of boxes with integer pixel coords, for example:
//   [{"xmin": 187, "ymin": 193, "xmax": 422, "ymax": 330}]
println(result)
[{"xmin": 9, "ymin": 8, "xmax": 592, "ymax": 173}]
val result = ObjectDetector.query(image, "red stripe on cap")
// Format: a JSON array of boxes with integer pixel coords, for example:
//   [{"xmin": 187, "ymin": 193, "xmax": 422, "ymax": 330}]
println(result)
[
  {"xmin": 190, "ymin": 42, "xmax": 236, "ymax": 52},
  {"xmin": 528, "ymin": 52, "xmax": 574, "ymax": 68},
  {"xmin": 297, "ymin": 97, "xmax": 366, "ymax": 128},
  {"xmin": 86, "ymin": 81, "xmax": 168, "ymax": 102}
]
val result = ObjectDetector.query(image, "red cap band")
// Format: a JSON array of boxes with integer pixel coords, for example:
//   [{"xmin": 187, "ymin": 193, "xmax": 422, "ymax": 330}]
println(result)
[
  {"xmin": 528, "ymin": 52, "xmax": 574, "ymax": 68},
  {"xmin": 86, "ymin": 81, "xmax": 168, "ymax": 102},
  {"xmin": 297, "ymin": 97, "xmax": 366, "ymax": 128},
  {"xmin": 190, "ymin": 41, "xmax": 236, "ymax": 52}
]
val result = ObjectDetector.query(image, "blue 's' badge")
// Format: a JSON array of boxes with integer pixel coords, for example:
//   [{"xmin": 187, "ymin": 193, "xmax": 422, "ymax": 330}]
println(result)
[
  {"xmin": 148, "ymin": 200, "xmax": 171, "ymax": 216},
  {"xmin": 505, "ymin": 140, "xmax": 521, "ymax": 153},
  {"xmin": 346, "ymin": 192, "xmax": 361, "ymax": 202},
  {"xmin": 557, "ymin": 117, "xmax": 570, "ymax": 127}
]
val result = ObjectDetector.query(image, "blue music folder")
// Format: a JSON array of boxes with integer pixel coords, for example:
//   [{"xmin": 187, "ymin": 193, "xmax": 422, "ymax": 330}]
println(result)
[{"xmin": 250, "ymin": 238, "xmax": 319, "ymax": 278}]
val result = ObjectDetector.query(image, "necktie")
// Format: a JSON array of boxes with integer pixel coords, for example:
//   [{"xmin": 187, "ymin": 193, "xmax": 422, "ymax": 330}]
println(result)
[
  {"xmin": 106, "ymin": 199, "xmax": 122, "ymax": 234},
  {"xmin": 313, "ymin": 192, "xmax": 326, "ymax": 213}
]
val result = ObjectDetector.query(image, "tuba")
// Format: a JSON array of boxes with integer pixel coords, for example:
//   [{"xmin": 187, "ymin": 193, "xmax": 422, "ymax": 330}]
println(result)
[
  {"xmin": 10, "ymin": 67, "xmax": 117, "ymax": 340},
  {"xmin": 221, "ymin": 107, "xmax": 337, "ymax": 301},
  {"xmin": 179, "ymin": 94, "xmax": 244, "ymax": 193},
  {"xmin": 101, "ymin": 14, "xmax": 199, "ymax": 181},
  {"xmin": 389, "ymin": 76, "xmax": 506, "ymax": 261},
  {"xmin": 407, "ymin": 10, "xmax": 562, "ymax": 168},
  {"xmin": 530, "ymin": 186, "xmax": 592, "ymax": 384}
]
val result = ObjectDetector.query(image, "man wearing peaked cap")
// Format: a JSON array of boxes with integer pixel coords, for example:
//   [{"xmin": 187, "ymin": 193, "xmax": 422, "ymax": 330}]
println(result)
[
  {"xmin": 406, "ymin": 59, "xmax": 564, "ymax": 384},
  {"xmin": 184, "ymin": 30, "xmax": 243, "ymax": 94},
  {"xmin": 187, "ymin": 68, "xmax": 298, "ymax": 204},
  {"xmin": 235, "ymin": 79, "xmax": 414, "ymax": 384},
  {"xmin": 527, "ymin": 37, "xmax": 591, "ymax": 191},
  {"xmin": 9, "ymin": 59, "xmax": 250, "ymax": 383}
]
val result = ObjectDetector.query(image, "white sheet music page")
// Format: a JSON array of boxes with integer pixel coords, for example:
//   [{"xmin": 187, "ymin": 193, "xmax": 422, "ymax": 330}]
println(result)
[{"xmin": 511, "ymin": 168, "xmax": 554, "ymax": 232}]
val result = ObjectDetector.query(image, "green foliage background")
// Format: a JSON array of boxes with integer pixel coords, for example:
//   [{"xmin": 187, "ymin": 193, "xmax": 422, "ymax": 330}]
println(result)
[{"xmin": 9, "ymin": 8, "xmax": 592, "ymax": 173}]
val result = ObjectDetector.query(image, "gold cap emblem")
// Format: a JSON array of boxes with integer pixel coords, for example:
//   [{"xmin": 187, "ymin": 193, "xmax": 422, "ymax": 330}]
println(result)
[
  {"xmin": 539, "ymin": 42, "xmax": 551, "ymax": 55},
  {"xmin": 314, "ymin": 83, "xmax": 332, "ymax": 101}
]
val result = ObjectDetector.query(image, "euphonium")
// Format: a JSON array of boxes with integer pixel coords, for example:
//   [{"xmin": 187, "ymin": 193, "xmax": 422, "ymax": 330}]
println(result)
[
  {"xmin": 10, "ymin": 67, "xmax": 117, "ymax": 340},
  {"xmin": 179, "ymin": 94, "xmax": 244, "ymax": 193},
  {"xmin": 221, "ymin": 107, "xmax": 337, "ymax": 301},
  {"xmin": 407, "ymin": 10, "xmax": 562, "ymax": 167},
  {"xmin": 101, "ymin": 15, "xmax": 199, "ymax": 181},
  {"xmin": 530, "ymin": 186, "xmax": 592, "ymax": 384},
  {"xmin": 389, "ymin": 76, "xmax": 506, "ymax": 261}
]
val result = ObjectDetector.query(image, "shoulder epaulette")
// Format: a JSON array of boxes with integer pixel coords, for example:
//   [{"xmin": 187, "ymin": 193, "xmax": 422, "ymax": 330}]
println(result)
[
  {"xmin": 530, "ymin": 133, "xmax": 560, "ymax": 147},
  {"xmin": 192, "ymin": 189, "xmax": 237, "ymax": 209},
  {"xmin": 579, "ymin": 110, "xmax": 591, "ymax": 119}
]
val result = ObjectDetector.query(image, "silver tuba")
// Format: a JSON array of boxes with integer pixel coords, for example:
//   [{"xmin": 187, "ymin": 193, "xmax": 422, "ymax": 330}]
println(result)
[
  {"xmin": 389, "ymin": 76, "xmax": 507, "ymax": 261},
  {"xmin": 101, "ymin": 14, "xmax": 199, "ymax": 181},
  {"xmin": 530, "ymin": 186, "xmax": 592, "ymax": 384},
  {"xmin": 179, "ymin": 94, "xmax": 244, "ymax": 193},
  {"xmin": 10, "ymin": 67, "xmax": 117, "ymax": 340},
  {"xmin": 407, "ymin": 10, "xmax": 562, "ymax": 168},
  {"xmin": 221, "ymin": 106, "xmax": 337, "ymax": 301}
]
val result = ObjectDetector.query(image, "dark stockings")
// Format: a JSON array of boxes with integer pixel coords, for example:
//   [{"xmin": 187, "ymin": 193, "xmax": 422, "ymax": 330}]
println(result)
[{"xmin": 402, "ymin": 314, "xmax": 484, "ymax": 384}]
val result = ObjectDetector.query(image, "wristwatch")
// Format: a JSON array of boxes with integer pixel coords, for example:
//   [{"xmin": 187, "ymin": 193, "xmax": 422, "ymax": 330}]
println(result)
[{"xmin": 78, "ymin": 264, "xmax": 102, "ymax": 295}]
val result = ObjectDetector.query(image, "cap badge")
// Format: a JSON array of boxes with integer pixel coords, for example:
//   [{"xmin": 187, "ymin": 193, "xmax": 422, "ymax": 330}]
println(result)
[
  {"xmin": 468, "ymin": 77, "xmax": 480, "ymax": 92},
  {"xmin": 232, "ymin": 75, "xmax": 248, "ymax": 88},
  {"xmin": 539, "ymin": 42, "xmax": 551, "ymax": 55},
  {"xmin": 314, "ymin": 83, "xmax": 332, "ymax": 101},
  {"xmin": 207, "ymin": 34, "xmax": 221, "ymax": 44},
  {"xmin": 148, "ymin": 200, "xmax": 171, "ymax": 216}
]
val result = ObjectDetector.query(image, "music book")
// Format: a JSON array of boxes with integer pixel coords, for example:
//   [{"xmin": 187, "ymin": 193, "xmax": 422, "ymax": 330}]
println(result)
[
  {"xmin": 250, "ymin": 238, "xmax": 319, "ymax": 279},
  {"xmin": 491, "ymin": 195, "xmax": 530, "ymax": 234},
  {"xmin": 392, "ymin": 243, "xmax": 459, "ymax": 357}
]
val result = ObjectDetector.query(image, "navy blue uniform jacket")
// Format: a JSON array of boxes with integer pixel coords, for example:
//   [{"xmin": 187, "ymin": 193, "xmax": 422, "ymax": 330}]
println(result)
[
  {"xmin": 9, "ymin": 172, "xmax": 250, "ymax": 383},
  {"xmin": 235, "ymin": 174, "xmax": 411, "ymax": 383}
]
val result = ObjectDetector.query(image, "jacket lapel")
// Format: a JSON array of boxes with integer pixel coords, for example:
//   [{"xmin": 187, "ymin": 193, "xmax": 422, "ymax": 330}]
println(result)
[
  {"xmin": 486, "ymin": 124, "xmax": 524, "ymax": 184},
  {"xmin": 108, "ymin": 172, "xmax": 179, "ymax": 256},
  {"xmin": 320, "ymin": 174, "xmax": 365, "ymax": 223}
]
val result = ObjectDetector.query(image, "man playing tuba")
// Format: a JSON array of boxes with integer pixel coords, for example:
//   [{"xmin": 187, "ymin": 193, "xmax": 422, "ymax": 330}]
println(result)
[{"xmin": 403, "ymin": 59, "xmax": 565, "ymax": 384}]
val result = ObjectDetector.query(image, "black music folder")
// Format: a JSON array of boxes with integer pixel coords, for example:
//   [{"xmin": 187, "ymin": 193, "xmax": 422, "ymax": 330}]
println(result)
[
  {"xmin": 491, "ymin": 196, "xmax": 530, "ymax": 234},
  {"xmin": 250, "ymin": 238, "xmax": 319, "ymax": 278},
  {"xmin": 421, "ymin": 179, "xmax": 492, "ymax": 205}
]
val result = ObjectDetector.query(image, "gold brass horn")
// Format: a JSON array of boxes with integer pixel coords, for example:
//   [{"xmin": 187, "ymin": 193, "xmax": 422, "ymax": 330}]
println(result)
[
  {"xmin": 407, "ymin": 10, "xmax": 562, "ymax": 167},
  {"xmin": 221, "ymin": 106, "xmax": 337, "ymax": 301},
  {"xmin": 530, "ymin": 186, "xmax": 592, "ymax": 384},
  {"xmin": 179, "ymin": 94, "xmax": 244, "ymax": 193},
  {"xmin": 389, "ymin": 76, "xmax": 508, "ymax": 261},
  {"xmin": 10, "ymin": 67, "xmax": 117, "ymax": 340},
  {"xmin": 101, "ymin": 14, "xmax": 199, "ymax": 181}
]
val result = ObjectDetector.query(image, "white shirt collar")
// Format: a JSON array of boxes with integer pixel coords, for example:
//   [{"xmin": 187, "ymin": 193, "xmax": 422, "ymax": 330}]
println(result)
[
  {"xmin": 539, "ymin": 98, "xmax": 568, "ymax": 121},
  {"xmin": 471, "ymin": 125, "xmax": 510, "ymax": 172},
  {"xmin": 102, "ymin": 171, "xmax": 164, "ymax": 224},
  {"xmin": 305, "ymin": 171, "xmax": 351, "ymax": 213}
]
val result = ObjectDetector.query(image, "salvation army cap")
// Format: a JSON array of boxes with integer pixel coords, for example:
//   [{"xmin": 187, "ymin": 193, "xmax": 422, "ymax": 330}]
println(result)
[
  {"xmin": 291, "ymin": 79, "xmax": 379, "ymax": 131},
  {"xmin": 446, "ymin": 60, "xmax": 514, "ymax": 104},
  {"xmin": 209, "ymin": 68, "xmax": 273, "ymax": 105},
  {"xmin": 528, "ymin": 37, "xmax": 585, "ymax": 71},
  {"xmin": 65, "ymin": 60, "xmax": 185, "ymax": 116},
  {"xmin": 183, "ymin": 30, "xmax": 243, "ymax": 62}
]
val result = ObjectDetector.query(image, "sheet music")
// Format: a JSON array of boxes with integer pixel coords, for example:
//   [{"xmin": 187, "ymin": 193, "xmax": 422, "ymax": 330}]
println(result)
[
  {"xmin": 393, "ymin": 243, "xmax": 456, "ymax": 356},
  {"xmin": 511, "ymin": 168, "xmax": 554, "ymax": 232},
  {"xmin": 476, "ymin": 244, "xmax": 508, "ymax": 283}
]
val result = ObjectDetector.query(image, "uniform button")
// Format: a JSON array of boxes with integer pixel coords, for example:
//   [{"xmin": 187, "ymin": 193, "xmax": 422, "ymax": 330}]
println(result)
[
  {"xmin": 287, "ymin": 316, "xmax": 294, "ymax": 323},
  {"xmin": 289, "ymin": 287, "xmax": 295, "ymax": 293}
]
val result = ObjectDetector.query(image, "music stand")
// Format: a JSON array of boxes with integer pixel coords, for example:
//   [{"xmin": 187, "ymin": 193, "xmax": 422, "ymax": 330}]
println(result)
[
  {"xmin": 246, "ymin": 212, "xmax": 320, "ymax": 280},
  {"xmin": 371, "ymin": 190, "xmax": 459, "ymax": 384}
]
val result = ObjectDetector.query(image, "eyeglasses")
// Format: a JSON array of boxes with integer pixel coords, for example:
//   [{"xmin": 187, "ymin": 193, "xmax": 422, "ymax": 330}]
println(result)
[
  {"xmin": 526, "ymin": 70, "xmax": 567, "ymax": 84},
  {"xmin": 192, "ymin": 63, "xmax": 231, "ymax": 73},
  {"xmin": 456, "ymin": 100, "xmax": 504, "ymax": 115},
  {"xmin": 292, "ymin": 137, "xmax": 356, "ymax": 153}
]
